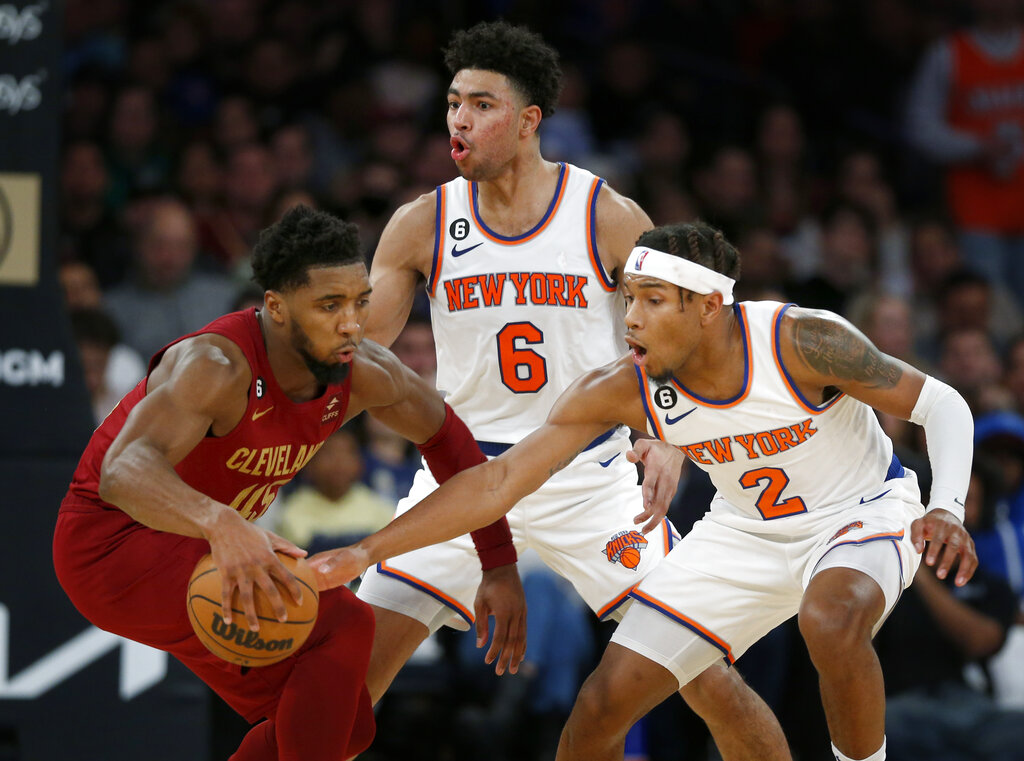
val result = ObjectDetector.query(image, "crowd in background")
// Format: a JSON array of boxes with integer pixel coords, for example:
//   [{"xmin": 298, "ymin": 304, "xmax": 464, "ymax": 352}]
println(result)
[{"xmin": 55, "ymin": 1, "xmax": 1024, "ymax": 759}]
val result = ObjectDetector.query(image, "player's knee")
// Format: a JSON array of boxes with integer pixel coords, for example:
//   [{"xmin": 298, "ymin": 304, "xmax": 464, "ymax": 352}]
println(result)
[
  {"xmin": 681, "ymin": 662, "xmax": 745, "ymax": 717},
  {"xmin": 571, "ymin": 671, "xmax": 635, "ymax": 732},
  {"xmin": 798, "ymin": 592, "xmax": 875, "ymax": 658}
]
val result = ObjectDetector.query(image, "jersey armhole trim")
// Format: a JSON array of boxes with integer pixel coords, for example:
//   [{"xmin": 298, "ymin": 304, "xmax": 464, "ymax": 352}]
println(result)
[
  {"xmin": 635, "ymin": 364, "xmax": 666, "ymax": 440},
  {"xmin": 772, "ymin": 303, "xmax": 846, "ymax": 414},
  {"xmin": 586, "ymin": 177, "xmax": 617, "ymax": 292},
  {"xmin": 426, "ymin": 186, "xmax": 446, "ymax": 296}
]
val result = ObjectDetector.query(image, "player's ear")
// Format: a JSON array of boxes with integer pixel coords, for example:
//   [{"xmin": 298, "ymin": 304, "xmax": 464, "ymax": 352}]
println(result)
[
  {"xmin": 520, "ymin": 104, "xmax": 542, "ymax": 136},
  {"xmin": 263, "ymin": 290, "xmax": 287, "ymax": 325},
  {"xmin": 700, "ymin": 292, "xmax": 725, "ymax": 325}
]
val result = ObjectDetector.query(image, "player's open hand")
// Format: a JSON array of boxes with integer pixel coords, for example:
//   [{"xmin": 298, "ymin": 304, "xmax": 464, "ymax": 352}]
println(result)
[
  {"xmin": 206, "ymin": 511, "xmax": 307, "ymax": 632},
  {"xmin": 307, "ymin": 545, "xmax": 371, "ymax": 591},
  {"xmin": 473, "ymin": 564, "xmax": 527, "ymax": 676},
  {"xmin": 628, "ymin": 438, "xmax": 684, "ymax": 533},
  {"xmin": 910, "ymin": 507, "xmax": 977, "ymax": 586}
]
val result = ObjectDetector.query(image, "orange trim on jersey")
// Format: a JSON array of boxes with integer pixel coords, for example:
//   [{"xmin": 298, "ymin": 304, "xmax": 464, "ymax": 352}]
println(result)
[
  {"xmin": 586, "ymin": 177, "xmax": 616, "ymax": 292},
  {"xmin": 830, "ymin": 529, "xmax": 905, "ymax": 549},
  {"xmin": 468, "ymin": 166, "xmax": 568, "ymax": 245},
  {"xmin": 671, "ymin": 304, "xmax": 752, "ymax": 408},
  {"xmin": 427, "ymin": 186, "xmax": 447, "ymax": 297},
  {"xmin": 378, "ymin": 560, "xmax": 474, "ymax": 625},
  {"xmin": 630, "ymin": 588, "xmax": 736, "ymax": 664},
  {"xmin": 598, "ymin": 586, "xmax": 636, "ymax": 620},
  {"xmin": 770, "ymin": 303, "xmax": 846, "ymax": 415}
]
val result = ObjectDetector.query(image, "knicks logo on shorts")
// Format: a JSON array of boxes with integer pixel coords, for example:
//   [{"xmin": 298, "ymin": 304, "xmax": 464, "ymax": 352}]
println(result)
[
  {"xmin": 828, "ymin": 521, "xmax": 864, "ymax": 543},
  {"xmin": 603, "ymin": 530, "xmax": 648, "ymax": 570}
]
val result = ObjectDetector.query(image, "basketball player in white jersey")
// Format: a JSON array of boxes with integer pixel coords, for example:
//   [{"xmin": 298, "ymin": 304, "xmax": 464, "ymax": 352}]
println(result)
[
  {"xmin": 313, "ymin": 220, "xmax": 978, "ymax": 761},
  {"xmin": 353, "ymin": 20, "xmax": 790, "ymax": 761}
]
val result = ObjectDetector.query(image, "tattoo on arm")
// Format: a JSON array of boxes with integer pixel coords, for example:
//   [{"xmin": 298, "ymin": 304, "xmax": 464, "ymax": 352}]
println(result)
[
  {"xmin": 792, "ymin": 316, "xmax": 902, "ymax": 388},
  {"xmin": 548, "ymin": 446, "xmax": 587, "ymax": 478}
]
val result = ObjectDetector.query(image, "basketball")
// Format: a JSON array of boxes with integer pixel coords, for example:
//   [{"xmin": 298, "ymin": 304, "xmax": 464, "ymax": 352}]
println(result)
[
  {"xmin": 619, "ymin": 547, "xmax": 641, "ymax": 569},
  {"xmin": 186, "ymin": 552, "xmax": 319, "ymax": 667}
]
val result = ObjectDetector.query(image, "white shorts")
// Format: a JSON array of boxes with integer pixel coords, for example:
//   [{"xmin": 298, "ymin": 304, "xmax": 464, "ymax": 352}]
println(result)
[
  {"xmin": 357, "ymin": 431, "xmax": 681, "ymax": 631},
  {"xmin": 611, "ymin": 470, "xmax": 925, "ymax": 688}
]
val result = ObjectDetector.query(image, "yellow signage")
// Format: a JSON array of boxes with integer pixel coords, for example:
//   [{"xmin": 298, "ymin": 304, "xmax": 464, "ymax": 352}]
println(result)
[{"xmin": 0, "ymin": 173, "xmax": 40, "ymax": 286}]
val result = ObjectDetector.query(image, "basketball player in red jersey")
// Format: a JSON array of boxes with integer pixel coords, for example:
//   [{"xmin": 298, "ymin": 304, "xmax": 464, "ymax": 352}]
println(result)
[{"xmin": 52, "ymin": 205, "xmax": 520, "ymax": 761}]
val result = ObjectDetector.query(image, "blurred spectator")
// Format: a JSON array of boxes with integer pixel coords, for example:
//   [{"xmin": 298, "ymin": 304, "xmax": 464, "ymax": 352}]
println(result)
[
  {"xmin": 976, "ymin": 410, "xmax": 1024, "ymax": 526},
  {"xmin": 104, "ymin": 85, "xmax": 171, "ymax": 210},
  {"xmin": 835, "ymin": 147, "xmax": 912, "ymax": 297},
  {"xmin": 919, "ymin": 267, "xmax": 1024, "ymax": 365},
  {"xmin": 937, "ymin": 326, "xmax": 1011, "ymax": 412},
  {"xmin": 174, "ymin": 139, "xmax": 224, "ymax": 216},
  {"xmin": 59, "ymin": 139, "xmax": 132, "ymax": 288},
  {"xmin": 211, "ymin": 94, "xmax": 261, "ymax": 156},
  {"xmin": 270, "ymin": 122, "xmax": 317, "ymax": 193},
  {"xmin": 905, "ymin": 0, "xmax": 1024, "ymax": 304},
  {"xmin": 196, "ymin": 143, "xmax": 279, "ymax": 273},
  {"xmin": 786, "ymin": 201, "xmax": 877, "ymax": 316},
  {"xmin": 1004, "ymin": 335, "xmax": 1024, "ymax": 413},
  {"xmin": 104, "ymin": 197, "xmax": 236, "ymax": 360},
  {"xmin": 731, "ymin": 221, "xmax": 788, "ymax": 302},
  {"xmin": 68, "ymin": 306, "xmax": 139, "ymax": 424},
  {"xmin": 58, "ymin": 261, "xmax": 146, "ymax": 409},
  {"xmin": 539, "ymin": 62, "xmax": 599, "ymax": 166},
  {"xmin": 271, "ymin": 427, "xmax": 395, "ymax": 555},
  {"xmin": 691, "ymin": 144, "xmax": 760, "ymax": 239}
]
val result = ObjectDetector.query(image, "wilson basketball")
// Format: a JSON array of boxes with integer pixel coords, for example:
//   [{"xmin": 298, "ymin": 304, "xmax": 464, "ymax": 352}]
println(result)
[{"xmin": 186, "ymin": 552, "xmax": 319, "ymax": 667}]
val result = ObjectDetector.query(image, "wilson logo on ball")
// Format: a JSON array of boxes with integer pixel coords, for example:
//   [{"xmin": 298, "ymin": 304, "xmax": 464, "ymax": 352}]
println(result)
[
  {"xmin": 209, "ymin": 613, "xmax": 295, "ymax": 652},
  {"xmin": 603, "ymin": 530, "xmax": 648, "ymax": 570}
]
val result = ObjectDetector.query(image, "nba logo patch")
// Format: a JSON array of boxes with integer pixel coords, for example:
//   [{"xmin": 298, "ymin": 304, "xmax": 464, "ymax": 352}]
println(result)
[
  {"xmin": 603, "ymin": 530, "xmax": 648, "ymax": 570},
  {"xmin": 634, "ymin": 250, "xmax": 649, "ymax": 271}
]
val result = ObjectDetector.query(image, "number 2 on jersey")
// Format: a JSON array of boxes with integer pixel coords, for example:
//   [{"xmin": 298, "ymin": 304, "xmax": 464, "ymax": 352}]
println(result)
[
  {"xmin": 739, "ymin": 466, "xmax": 808, "ymax": 520},
  {"xmin": 497, "ymin": 321, "xmax": 548, "ymax": 393}
]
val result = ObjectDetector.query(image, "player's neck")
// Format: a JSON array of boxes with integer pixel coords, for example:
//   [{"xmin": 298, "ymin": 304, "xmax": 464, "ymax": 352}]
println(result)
[
  {"xmin": 258, "ymin": 311, "xmax": 325, "ymax": 403},
  {"xmin": 474, "ymin": 153, "xmax": 560, "ymax": 236},
  {"xmin": 675, "ymin": 307, "xmax": 746, "ymax": 399}
]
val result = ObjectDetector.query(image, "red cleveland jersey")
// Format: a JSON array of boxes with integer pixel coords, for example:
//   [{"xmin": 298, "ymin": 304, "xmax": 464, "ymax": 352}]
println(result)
[
  {"xmin": 63, "ymin": 308, "xmax": 352, "ymax": 521},
  {"xmin": 947, "ymin": 31, "xmax": 1024, "ymax": 232}
]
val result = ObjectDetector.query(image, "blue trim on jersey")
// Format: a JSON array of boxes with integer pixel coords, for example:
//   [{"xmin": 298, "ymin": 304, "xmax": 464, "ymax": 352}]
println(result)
[
  {"xmin": 470, "ymin": 162, "xmax": 567, "ymax": 243},
  {"xmin": 635, "ymin": 365, "xmax": 661, "ymax": 438},
  {"xmin": 475, "ymin": 427, "xmax": 618, "ymax": 457},
  {"xmin": 597, "ymin": 594, "xmax": 632, "ymax": 621},
  {"xmin": 885, "ymin": 453, "xmax": 906, "ymax": 481},
  {"xmin": 427, "ymin": 186, "xmax": 443, "ymax": 295},
  {"xmin": 773, "ymin": 303, "xmax": 845, "ymax": 413},
  {"xmin": 671, "ymin": 304, "xmax": 750, "ymax": 406},
  {"xmin": 588, "ymin": 178, "xmax": 616, "ymax": 289}
]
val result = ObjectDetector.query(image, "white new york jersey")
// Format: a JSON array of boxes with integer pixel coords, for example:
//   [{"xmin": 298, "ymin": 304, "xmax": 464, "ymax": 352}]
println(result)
[
  {"xmin": 637, "ymin": 301, "xmax": 901, "ymax": 533},
  {"xmin": 428, "ymin": 162, "xmax": 627, "ymax": 443}
]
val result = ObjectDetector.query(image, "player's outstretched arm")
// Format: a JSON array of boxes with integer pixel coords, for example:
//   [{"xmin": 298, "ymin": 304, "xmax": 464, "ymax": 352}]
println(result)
[
  {"xmin": 99, "ymin": 335, "xmax": 305, "ymax": 630},
  {"xmin": 311, "ymin": 357, "xmax": 644, "ymax": 589},
  {"xmin": 781, "ymin": 307, "xmax": 978, "ymax": 585}
]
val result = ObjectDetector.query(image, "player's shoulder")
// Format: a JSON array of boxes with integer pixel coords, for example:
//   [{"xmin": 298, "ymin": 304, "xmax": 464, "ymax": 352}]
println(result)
[
  {"xmin": 150, "ymin": 333, "xmax": 252, "ymax": 400},
  {"xmin": 592, "ymin": 182, "xmax": 652, "ymax": 269},
  {"xmin": 374, "ymin": 190, "xmax": 439, "ymax": 270}
]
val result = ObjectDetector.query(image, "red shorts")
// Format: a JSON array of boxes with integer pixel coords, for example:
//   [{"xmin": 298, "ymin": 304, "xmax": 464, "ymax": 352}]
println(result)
[{"xmin": 53, "ymin": 498, "xmax": 373, "ymax": 724}]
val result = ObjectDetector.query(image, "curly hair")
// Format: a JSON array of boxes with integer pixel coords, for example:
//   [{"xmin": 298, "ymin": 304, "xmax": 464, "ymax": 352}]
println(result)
[
  {"xmin": 443, "ymin": 21, "xmax": 563, "ymax": 118},
  {"xmin": 636, "ymin": 220, "xmax": 742, "ymax": 282},
  {"xmin": 250, "ymin": 205, "xmax": 363, "ymax": 292}
]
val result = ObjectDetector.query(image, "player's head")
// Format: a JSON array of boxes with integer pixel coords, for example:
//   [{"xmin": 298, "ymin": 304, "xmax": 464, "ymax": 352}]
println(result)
[
  {"xmin": 623, "ymin": 221, "xmax": 742, "ymax": 382},
  {"xmin": 252, "ymin": 205, "xmax": 369, "ymax": 385},
  {"xmin": 444, "ymin": 21, "xmax": 562, "ymax": 119},
  {"xmin": 443, "ymin": 22, "xmax": 562, "ymax": 180}
]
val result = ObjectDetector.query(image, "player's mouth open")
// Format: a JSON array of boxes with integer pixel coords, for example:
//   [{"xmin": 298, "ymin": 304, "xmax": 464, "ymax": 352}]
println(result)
[
  {"xmin": 626, "ymin": 338, "xmax": 647, "ymax": 366},
  {"xmin": 335, "ymin": 346, "xmax": 356, "ymax": 362},
  {"xmin": 451, "ymin": 135, "xmax": 470, "ymax": 161}
]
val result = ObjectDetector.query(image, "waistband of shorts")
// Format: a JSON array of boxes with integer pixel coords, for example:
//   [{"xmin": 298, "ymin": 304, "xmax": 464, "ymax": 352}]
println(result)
[
  {"xmin": 885, "ymin": 453, "xmax": 905, "ymax": 482},
  {"xmin": 475, "ymin": 427, "xmax": 618, "ymax": 457}
]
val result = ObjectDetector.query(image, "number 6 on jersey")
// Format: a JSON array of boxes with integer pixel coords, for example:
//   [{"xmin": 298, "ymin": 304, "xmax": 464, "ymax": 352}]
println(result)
[{"xmin": 497, "ymin": 321, "xmax": 548, "ymax": 393}]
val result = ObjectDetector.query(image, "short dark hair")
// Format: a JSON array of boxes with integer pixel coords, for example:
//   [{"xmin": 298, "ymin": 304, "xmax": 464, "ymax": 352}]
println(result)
[
  {"xmin": 69, "ymin": 307, "xmax": 121, "ymax": 349},
  {"xmin": 443, "ymin": 21, "xmax": 563, "ymax": 118},
  {"xmin": 635, "ymin": 220, "xmax": 742, "ymax": 282},
  {"xmin": 250, "ymin": 205, "xmax": 363, "ymax": 292}
]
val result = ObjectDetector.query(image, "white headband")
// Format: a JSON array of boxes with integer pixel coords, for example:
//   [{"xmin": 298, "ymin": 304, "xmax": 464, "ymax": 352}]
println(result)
[{"xmin": 625, "ymin": 246, "xmax": 735, "ymax": 305}]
